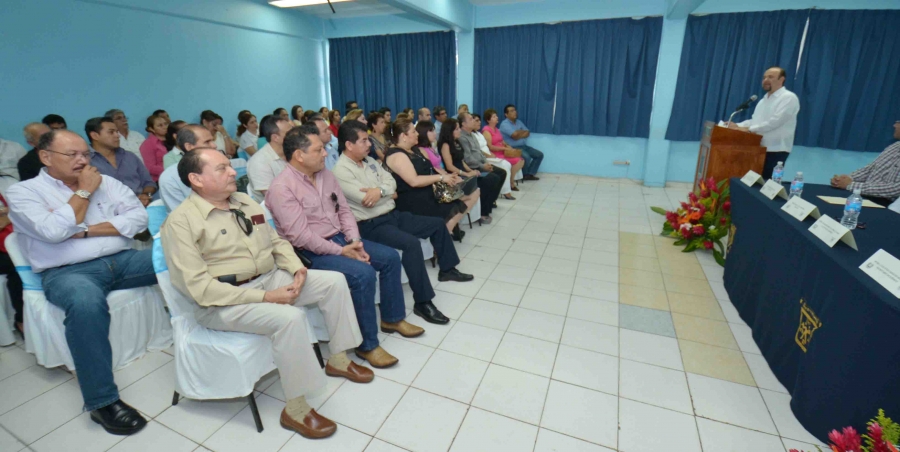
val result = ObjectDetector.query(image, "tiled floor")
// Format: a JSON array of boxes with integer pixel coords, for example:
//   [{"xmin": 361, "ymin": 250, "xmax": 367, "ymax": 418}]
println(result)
[{"xmin": 0, "ymin": 175, "xmax": 826, "ymax": 452}]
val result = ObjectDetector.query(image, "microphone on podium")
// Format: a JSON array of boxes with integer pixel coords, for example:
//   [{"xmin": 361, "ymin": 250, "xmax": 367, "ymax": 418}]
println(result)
[{"xmin": 728, "ymin": 95, "xmax": 758, "ymax": 124}]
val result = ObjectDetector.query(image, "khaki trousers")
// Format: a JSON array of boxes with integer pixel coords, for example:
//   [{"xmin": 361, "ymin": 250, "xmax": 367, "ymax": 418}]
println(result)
[{"xmin": 195, "ymin": 269, "xmax": 362, "ymax": 400}]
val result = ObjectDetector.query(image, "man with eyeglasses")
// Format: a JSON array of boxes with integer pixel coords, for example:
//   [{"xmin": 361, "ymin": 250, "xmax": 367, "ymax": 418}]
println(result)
[
  {"xmin": 6, "ymin": 130, "xmax": 157, "ymax": 436},
  {"xmin": 266, "ymin": 125, "xmax": 424, "ymax": 369},
  {"xmin": 105, "ymin": 109, "xmax": 145, "ymax": 158},
  {"xmin": 85, "ymin": 116, "xmax": 156, "ymax": 207},
  {"xmin": 162, "ymin": 148, "xmax": 368, "ymax": 440}
]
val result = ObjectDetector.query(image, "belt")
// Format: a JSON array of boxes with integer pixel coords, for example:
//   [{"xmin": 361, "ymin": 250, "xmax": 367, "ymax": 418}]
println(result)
[{"xmin": 216, "ymin": 273, "xmax": 262, "ymax": 287}]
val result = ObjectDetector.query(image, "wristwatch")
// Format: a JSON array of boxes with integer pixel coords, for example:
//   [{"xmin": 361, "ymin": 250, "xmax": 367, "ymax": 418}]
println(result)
[
  {"xmin": 379, "ymin": 187, "xmax": 386, "ymax": 197},
  {"xmin": 74, "ymin": 190, "xmax": 91, "ymax": 200},
  {"xmin": 348, "ymin": 238, "xmax": 362, "ymax": 244}
]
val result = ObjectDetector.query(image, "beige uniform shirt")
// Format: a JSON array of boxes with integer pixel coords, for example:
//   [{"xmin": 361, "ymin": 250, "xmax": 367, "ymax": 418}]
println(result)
[
  {"xmin": 332, "ymin": 154, "xmax": 397, "ymax": 221},
  {"xmin": 161, "ymin": 191, "xmax": 304, "ymax": 307}
]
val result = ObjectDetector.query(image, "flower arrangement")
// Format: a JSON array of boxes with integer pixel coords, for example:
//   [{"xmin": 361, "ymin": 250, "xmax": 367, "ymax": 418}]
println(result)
[
  {"xmin": 651, "ymin": 177, "xmax": 731, "ymax": 267},
  {"xmin": 792, "ymin": 410, "xmax": 899, "ymax": 452}
]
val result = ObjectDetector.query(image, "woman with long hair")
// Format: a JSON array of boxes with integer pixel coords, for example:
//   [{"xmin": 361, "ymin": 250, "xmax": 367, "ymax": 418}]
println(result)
[
  {"xmin": 200, "ymin": 110, "xmax": 236, "ymax": 157},
  {"xmin": 345, "ymin": 109, "xmax": 366, "ymax": 125},
  {"xmin": 367, "ymin": 111, "xmax": 388, "ymax": 161},
  {"xmin": 289, "ymin": 105, "xmax": 303, "ymax": 126},
  {"xmin": 139, "ymin": 113, "xmax": 169, "ymax": 181},
  {"xmin": 415, "ymin": 121, "xmax": 444, "ymax": 170},
  {"xmin": 237, "ymin": 111, "xmax": 259, "ymax": 157},
  {"xmin": 163, "ymin": 120, "xmax": 187, "ymax": 169},
  {"xmin": 439, "ymin": 119, "xmax": 503, "ymax": 224},
  {"xmin": 328, "ymin": 109, "xmax": 341, "ymax": 136}
]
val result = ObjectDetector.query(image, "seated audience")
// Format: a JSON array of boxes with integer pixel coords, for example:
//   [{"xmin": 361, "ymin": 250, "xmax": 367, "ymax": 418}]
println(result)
[
  {"xmin": 237, "ymin": 111, "xmax": 259, "ymax": 157},
  {"xmin": 319, "ymin": 106, "xmax": 330, "ymax": 117},
  {"xmin": 415, "ymin": 121, "xmax": 444, "ymax": 170},
  {"xmin": 153, "ymin": 109, "xmax": 170, "ymax": 122},
  {"xmin": 328, "ymin": 110, "xmax": 341, "ymax": 136},
  {"xmin": 274, "ymin": 107, "xmax": 290, "ymax": 123},
  {"xmin": 333, "ymin": 121, "xmax": 473, "ymax": 324},
  {"xmin": 162, "ymin": 148, "xmax": 368, "ymax": 439},
  {"xmin": 162, "ymin": 120, "xmax": 188, "ymax": 169},
  {"xmin": 500, "ymin": 104, "xmax": 543, "ymax": 180},
  {"xmin": 470, "ymin": 113, "xmax": 515, "ymax": 200},
  {"xmin": 0, "ymin": 192, "xmax": 23, "ymax": 336},
  {"xmin": 247, "ymin": 114, "xmax": 292, "ymax": 201},
  {"xmin": 159, "ymin": 124, "xmax": 215, "ymax": 211},
  {"xmin": 200, "ymin": 110, "xmax": 236, "ymax": 158},
  {"xmin": 384, "ymin": 118, "xmax": 476, "ymax": 241},
  {"xmin": 482, "ymin": 109, "xmax": 524, "ymax": 194},
  {"xmin": 432, "ymin": 106, "xmax": 448, "ymax": 136},
  {"xmin": 303, "ymin": 116, "xmax": 338, "ymax": 171},
  {"xmin": 42, "ymin": 114, "xmax": 67, "ymax": 130},
  {"xmin": 368, "ymin": 112, "xmax": 388, "ymax": 161},
  {"xmin": 7, "ymin": 129, "xmax": 154, "ymax": 435},
  {"xmin": 417, "ymin": 108, "xmax": 432, "ymax": 125},
  {"xmin": 402, "ymin": 108, "xmax": 414, "ymax": 118},
  {"xmin": 290, "ymin": 105, "xmax": 304, "ymax": 126},
  {"xmin": 345, "ymin": 109, "xmax": 366, "ymax": 125},
  {"xmin": 443, "ymin": 116, "xmax": 504, "ymax": 224},
  {"xmin": 455, "ymin": 104, "xmax": 469, "ymax": 120},
  {"xmin": 18, "ymin": 122, "xmax": 50, "ymax": 181},
  {"xmin": 831, "ymin": 121, "xmax": 900, "ymax": 205},
  {"xmin": 266, "ymin": 126, "xmax": 422, "ymax": 368},
  {"xmin": 345, "ymin": 100, "xmax": 359, "ymax": 117},
  {"xmin": 105, "ymin": 109, "xmax": 145, "ymax": 158},
  {"xmin": 379, "ymin": 107, "xmax": 392, "ymax": 124},
  {"xmin": 139, "ymin": 113, "xmax": 169, "ymax": 181},
  {"xmin": 302, "ymin": 110, "xmax": 317, "ymax": 124},
  {"xmin": 85, "ymin": 117, "xmax": 156, "ymax": 206}
]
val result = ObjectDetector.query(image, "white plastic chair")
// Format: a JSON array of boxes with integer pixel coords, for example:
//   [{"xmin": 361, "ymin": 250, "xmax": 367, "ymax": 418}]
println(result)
[
  {"xmin": 0, "ymin": 276, "xmax": 15, "ymax": 346},
  {"xmin": 5, "ymin": 232, "xmax": 172, "ymax": 371},
  {"xmin": 148, "ymin": 201, "xmax": 319, "ymax": 433}
]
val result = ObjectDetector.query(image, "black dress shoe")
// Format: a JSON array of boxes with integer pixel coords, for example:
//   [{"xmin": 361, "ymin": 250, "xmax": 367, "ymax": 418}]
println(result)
[
  {"xmin": 524, "ymin": 174, "xmax": 540, "ymax": 181},
  {"xmin": 414, "ymin": 302, "xmax": 450, "ymax": 324},
  {"xmin": 438, "ymin": 268, "xmax": 475, "ymax": 282},
  {"xmin": 452, "ymin": 225, "xmax": 465, "ymax": 242},
  {"xmin": 90, "ymin": 399, "xmax": 147, "ymax": 435}
]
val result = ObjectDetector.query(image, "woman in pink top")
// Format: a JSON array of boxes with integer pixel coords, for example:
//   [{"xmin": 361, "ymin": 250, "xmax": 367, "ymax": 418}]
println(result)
[
  {"xmin": 482, "ymin": 109, "xmax": 523, "ymax": 189},
  {"xmin": 414, "ymin": 121, "xmax": 445, "ymax": 170},
  {"xmin": 139, "ymin": 113, "xmax": 169, "ymax": 181}
]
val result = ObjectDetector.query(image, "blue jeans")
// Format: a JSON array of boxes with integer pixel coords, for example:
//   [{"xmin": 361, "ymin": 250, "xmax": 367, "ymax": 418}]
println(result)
[
  {"xmin": 513, "ymin": 144, "xmax": 544, "ymax": 176},
  {"xmin": 301, "ymin": 234, "xmax": 405, "ymax": 352},
  {"xmin": 41, "ymin": 249, "xmax": 157, "ymax": 411}
]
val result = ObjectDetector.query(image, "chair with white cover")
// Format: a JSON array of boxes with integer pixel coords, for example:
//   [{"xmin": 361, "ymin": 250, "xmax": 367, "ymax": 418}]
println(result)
[
  {"xmin": 147, "ymin": 200, "xmax": 319, "ymax": 433},
  {"xmin": 0, "ymin": 276, "xmax": 15, "ymax": 346},
  {"xmin": 5, "ymin": 232, "xmax": 172, "ymax": 370}
]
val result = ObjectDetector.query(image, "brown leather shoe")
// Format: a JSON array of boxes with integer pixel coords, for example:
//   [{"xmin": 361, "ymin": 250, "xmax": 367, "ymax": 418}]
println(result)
[
  {"xmin": 325, "ymin": 360, "xmax": 376, "ymax": 382},
  {"xmin": 381, "ymin": 320, "xmax": 425, "ymax": 338},
  {"xmin": 355, "ymin": 346, "xmax": 399, "ymax": 369},
  {"xmin": 280, "ymin": 408, "xmax": 336, "ymax": 439}
]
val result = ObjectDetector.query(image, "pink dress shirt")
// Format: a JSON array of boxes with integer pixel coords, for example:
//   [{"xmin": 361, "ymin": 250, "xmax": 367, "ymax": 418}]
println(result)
[
  {"xmin": 265, "ymin": 164, "xmax": 360, "ymax": 256},
  {"xmin": 139, "ymin": 134, "xmax": 167, "ymax": 181}
]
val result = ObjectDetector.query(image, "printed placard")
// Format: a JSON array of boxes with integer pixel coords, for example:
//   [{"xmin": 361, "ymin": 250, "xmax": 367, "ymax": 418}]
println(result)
[
  {"xmin": 808, "ymin": 214, "xmax": 858, "ymax": 250},
  {"xmin": 781, "ymin": 196, "xmax": 821, "ymax": 221},
  {"xmin": 740, "ymin": 170, "xmax": 763, "ymax": 187},
  {"xmin": 860, "ymin": 249, "xmax": 900, "ymax": 299},
  {"xmin": 760, "ymin": 179, "xmax": 789, "ymax": 200}
]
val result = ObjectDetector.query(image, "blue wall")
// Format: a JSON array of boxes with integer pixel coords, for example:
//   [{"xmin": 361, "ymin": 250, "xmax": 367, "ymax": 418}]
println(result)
[{"xmin": 0, "ymin": 0, "xmax": 327, "ymax": 148}]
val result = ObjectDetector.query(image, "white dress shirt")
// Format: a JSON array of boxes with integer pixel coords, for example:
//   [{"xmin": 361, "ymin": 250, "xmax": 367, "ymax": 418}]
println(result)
[
  {"xmin": 215, "ymin": 131, "xmax": 227, "ymax": 154},
  {"xmin": 737, "ymin": 87, "xmax": 800, "ymax": 153},
  {"xmin": 118, "ymin": 130, "xmax": 146, "ymax": 158},
  {"xmin": 159, "ymin": 164, "xmax": 193, "ymax": 212},
  {"xmin": 0, "ymin": 138, "xmax": 27, "ymax": 181},
  {"xmin": 239, "ymin": 132, "xmax": 258, "ymax": 153},
  {"xmin": 247, "ymin": 143, "xmax": 287, "ymax": 201},
  {"xmin": 6, "ymin": 169, "xmax": 148, "ymax": 272}
]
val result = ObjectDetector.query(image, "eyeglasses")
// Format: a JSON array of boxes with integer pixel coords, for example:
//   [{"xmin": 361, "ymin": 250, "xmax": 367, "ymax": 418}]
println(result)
[
  {"xmin": 330, "ymin": 193, "xmax": 339, "ymax": 213},
  {"xmin": 230, "ymin": 209, "xmax": 253, "ymax": 236},
  {"xmin": 44, "ymin": 150, "xmax": 93, "ymax": 160}
]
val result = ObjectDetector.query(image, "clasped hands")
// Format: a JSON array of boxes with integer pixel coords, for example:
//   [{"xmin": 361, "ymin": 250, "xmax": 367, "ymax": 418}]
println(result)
[
  {"xmin": 264, "ymin": 267, "xmax": 308, "ymax": 304},
  {"xmin": 831, "ymin": 174, "xmax": 852, "ymax": 190}
]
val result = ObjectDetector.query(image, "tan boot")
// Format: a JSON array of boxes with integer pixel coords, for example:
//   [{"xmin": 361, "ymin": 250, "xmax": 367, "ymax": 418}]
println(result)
[
  {"xmin": 355, "ymin": 346, "xmax": 399, "ymax": 369},
  {"xmin": 380, "ymin": 319, "xmax": 425, "ymax": 338}
]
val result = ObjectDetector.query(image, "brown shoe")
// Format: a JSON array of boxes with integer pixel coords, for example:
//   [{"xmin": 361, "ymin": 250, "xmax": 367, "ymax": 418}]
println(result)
[
  {"xmin": 355, "ymin": 346, "xmax": 399, "ymax": 369},
  {"xmin": 280, "ymin": 408, "xmax": 336, "ymax": 439},
  {"xmin": 381, "ymin": 320, "xmax": 424, "ymax": 338},
  {"xmin": 326, "ymin": 360, "xmax": 376, "ymax": 382}
]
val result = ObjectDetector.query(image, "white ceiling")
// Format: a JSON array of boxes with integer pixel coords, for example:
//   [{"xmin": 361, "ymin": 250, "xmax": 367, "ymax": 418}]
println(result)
[{"xmin": 293, "ymin": 0, "xmax": 404, "ymax": 18}]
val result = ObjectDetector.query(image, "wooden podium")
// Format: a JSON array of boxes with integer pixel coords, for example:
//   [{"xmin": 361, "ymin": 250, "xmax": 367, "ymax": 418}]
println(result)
[{"xmin": 693, "ymin": 121, "xmax": 766, "ymax": 191}]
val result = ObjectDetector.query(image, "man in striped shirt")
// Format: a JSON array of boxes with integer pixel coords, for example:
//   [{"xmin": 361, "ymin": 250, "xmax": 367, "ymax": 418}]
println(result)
[{"xmin": 831, "ymin": 121, "xmax": 900, "ymax": 205}]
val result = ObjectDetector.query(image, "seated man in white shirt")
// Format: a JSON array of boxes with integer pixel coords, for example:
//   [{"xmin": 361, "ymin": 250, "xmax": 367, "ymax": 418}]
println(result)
[
  {"xmin": 247, "ymin": 114, "xmax": 292, "ymax": 201},
  {"xmin": 105, "ymin": 109, "xmax": 145, "ymax": 158},
  {"xmin": 6, "ymin": 130, "xmax": 155, "ymax": 436},
  {"xmin": 729, "ymin": 66, "xmax": 800, "ymax": 180},
  {"xmin": 159, "ymin": 124, "xmax": 216, "ymax": 211}
]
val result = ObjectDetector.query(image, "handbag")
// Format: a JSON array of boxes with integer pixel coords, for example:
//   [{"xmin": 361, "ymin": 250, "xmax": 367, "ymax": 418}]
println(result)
[
  {"xmin": 433, "ymin": 178, "xmax": 464, "ymax": 203},
  {"xmin": 504, "ymin": 148, "xmax": 522, "ymax": 158}
]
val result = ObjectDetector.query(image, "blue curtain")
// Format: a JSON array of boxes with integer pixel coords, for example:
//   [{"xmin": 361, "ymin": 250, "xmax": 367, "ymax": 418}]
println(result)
[
  {"xmin": 473, "ymin": 24, "xmax": 559, "ymax": 133},
  {"xmin": 793, "ymin": 10, "xmax": 900, "ymax": 152},
  {"xmin": 665, "ymin": 10, "xmax": 809, "ymax": 141},
  {"xmin": 328, "ymin": 31, "xmax": 456, "ymax": 115},
  {"xmin": 552, "ymin": 17, "xmax": 663, "ymax": 137}
]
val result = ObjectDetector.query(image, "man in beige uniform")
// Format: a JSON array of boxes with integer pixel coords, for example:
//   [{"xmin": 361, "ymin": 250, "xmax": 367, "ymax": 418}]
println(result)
[{"xmin": 161, "ymin": 148, "xmax": 372, "ymax": 440}]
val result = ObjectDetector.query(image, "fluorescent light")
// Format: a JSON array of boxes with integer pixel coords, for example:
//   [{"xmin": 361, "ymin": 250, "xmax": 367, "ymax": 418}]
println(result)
[{"xmin": 269, "ymin": 0, "xmax": 353, "ymax": 7}]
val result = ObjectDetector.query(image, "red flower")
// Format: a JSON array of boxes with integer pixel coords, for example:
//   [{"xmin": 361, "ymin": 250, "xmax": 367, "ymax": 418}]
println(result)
[
  {"xmin": 665, "ymin": 212, "xmax": 678, "ymax": 224},
  {"xmin": 707, "ymin": 177, "xmax": 716, "ymax": 190},
  {"xmin": 680, "ymin": 201, "xmax": 690, "ymax": 211},
  {"xmin": 720, "ymin": 217, "xmax": 727, "ymax": 225},
  {"xmin": 688, "ymin": 192, "xmax": 699, "ymax": 204},
  {"xmin": 828, "ymin": 427, "xmax": 861, "ymax": 451},
  {"xmin": 680, "ymin": 226, "xmax": 693, "ymax": 239},
  {"xmin": 701, "ymin": 189, "xmax": 710, "ymax": 198},
  {"xmin": 723, "ymin": 201, "xmax": 731, "ymax": 213},
  {"xmin": 703, "ymin": 241, "xmax": 714, "ymax": 250},
  {"xmin": 692, "ymin": 225, "xmax": 705, "ymax": 236}
]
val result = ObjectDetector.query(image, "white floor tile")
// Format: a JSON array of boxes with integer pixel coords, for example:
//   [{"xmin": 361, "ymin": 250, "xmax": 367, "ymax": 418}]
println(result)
[
  {"xmin": 576, "ymin": 262, "xmax": 619, "ymax": 284},
  {"xmin": 412, "ymin": 350, "xmax": 488, "ymax": 404},
  {"xmin": 517, "ymin": 231, "xmax": 553, "ymax": 244},
  {"xmin": 688, "ymin": 373, "xmax": 777, "ymax": 435},
  {"xmin": 156, "ymin": 397, "xmax": 249, "ymax": 444},
  {"xmin": 554, "ymin": 225, "xmax": 587, "ymax": 237},
  {"xmin": 560, "ymin": 318, "xmax": 618, "ymax": 356},
  {"xmin": 435, "ymin": 274, "xmax": 486, "ymax": 298},
  {"xmin": 0, "ymin": 364, "xmax": 73, "ymax": 416},
  {"xmin": 507, "ymin": 309, "xmax": 566, "ymax": 343},
  {"xmin": 119, "ymin": 361, "xmax": 177, "ymax": 417},
  {"xmin": 365, "ymin": 439, "xmax": 408, "ymax": 452},
  {"xmin": 464, "ymin": 246, "xmax": 506, "ymax": 264},
  {"xmin": 475, "ymin": 280, "xmax": 527, "ymax": 306},
  {"xmin": 450, "ymin": 407, "xmax": 538, "ymax": 452},
  {"xmin": 519, "ymin": 287, "xmax": 571, "ymax": 316},
  {"xmin": 540, "ymin": 381, "xmax": 618, "ymax": 449},
  {"xmin": 479, "ymin": 236, "xmax": 515, "ymax": 252},
  {"xmin": 30, "ymin": 411, "xmax": 125, "ymax": 452},
  {"xmin": 549, "ymin": 234, "xmax": 584, "ymax": 248},
  {"xmin": 202, "ymin": 394, "xmax": 293, "ymax": 452},
  {"xmin": 398, "ymin": 317, "xmax": 454, "ymax": 348},
  {"xmin": 537, "ymin": 256, "xmax": 580, "ymax": 276},
  {"xmin": 282, "ymin": 424, "xmax": 371, "ymax": 451},
  {"xmin": 492, "ymin": 333, "xmax": 558, "ymax": 378},
  {"xmin": 458, "ymin": 299, "xmax": 516, "ymax": 331},
  {"xmin": 619, "ymin": 399, "xmax": 701, "ymax": 452},
  {"xmin": 572, "ymin": 278, "xmax": 618, "ymax": 302},
  {"xmin": 702, "ymin": 265, "xmax": 725, "ymax": 283},
  {"xmin": 718, "ymin": 298, "xmax": 745, "ymax": 325},
  {"xmin": 709, "ymin": 280, "xmax": 729, "ymax": 301},
  {"xmin": 730, "ymin": 322, "xmax": 762, "ymax": 355},
  {"xmin": 431, "ymin": 291, "xmax": 472, "ymax": 320},
  {"xmin": 507, "ymin": 240, "xmax": 547, "ymax": 256},
  {"xmin": 113, "ymin": 351, "xmax": 173, "ymax": 390},
  {"xmin": 0, "ymin": 425, "xmax": 24, "ymax": 452},
  {"xmin": 551, "ymin": 345, "xmax": 618, "ymax": 395},
  {"xmin": 582, "ymin": 238, "xmax": 618, "ymax": 253},
  {"xmin": 782, "ymin": 438, "xmax": 825, "ymax": 452},
  {"xmin": 530, "ymin": 271, "xmax": 575, "ymax": 294},
  {"xmin": 566, "ymin": 297, "xmax": 618, "ymax": 326},
  {"xmin": 500, "ymin": 251, "xmax": 542, "ymax": 270},
  {"xmin": 472, "ymin": 364, "xmax": 549, "ymax": 424},
  {"xmin": 0, "ymin": 379, "xmax": 84, "ymax": 445},
  {"xmin": 619, "ymin": 329, "xmax": 684, "ymax": 371},
  {"xmin": 0, "ymin": 347, "xmax": 36, "ymax": 381},
  {"xmin": 365, "ymin": 337, "xmax": 434, "ymax": 385},
  {"xmin": 318, "ymin": 377, "xmax": 406, "ymax": 436},
  {"xmin": 107, "ymin": 421, "xmax": 198, "ymax": 452},
  {"xmin": 488, "ymin": 264, "xmax": 536, "ymax": 286},
  {"xmin": 438, "ymin": 321, "xmax": 504, "ymax": 362},
  {"xmin": 760, "ymin": 389, "xmax": 826, "ymax": 445},
  {"xmin": 534, "ymin": 428, "xmax": 615, "ymax": 452},
  {"xmin": 696, "ymin": 418, "xmax": 785, "ymax": 452},
  {"xmin": 377, "ymin": 388, "xmax": 467, "ymax": 452},
  {"xmin": 744, "ymin": 353, "xmax": 788, "ymax": 394},
  {"xmin": 619, "ymin": 359, "xmax": 692, "ymax": 414},
  {"xmin": 542, "ymin": 244, "xmax": 583, "ymax": 261}
]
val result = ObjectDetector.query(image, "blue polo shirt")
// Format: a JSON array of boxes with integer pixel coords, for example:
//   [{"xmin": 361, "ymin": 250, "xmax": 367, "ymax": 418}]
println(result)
[
  {"xmin": 499, "ymin": 119, "xmax": 529, "ymax": 147},
  {"xmin": 90, "ymin": 147, "xmax": 156, "ymax": 195}
]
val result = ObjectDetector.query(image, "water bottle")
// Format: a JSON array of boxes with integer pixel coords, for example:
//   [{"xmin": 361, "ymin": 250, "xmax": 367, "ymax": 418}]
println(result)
[
  {"xmin": 840, "ymin": 189, "xmax": 863, "ymax": 230},
  {"xmin": 789, "ymin": 172, "xmax": 804, "ymax": 198},
  {"xmin": 772, "ymin": 161, "xmax": 785, "ymax": 183}
]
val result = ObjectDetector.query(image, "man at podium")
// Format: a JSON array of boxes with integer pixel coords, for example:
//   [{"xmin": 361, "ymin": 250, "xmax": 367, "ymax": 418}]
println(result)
[{"xmin": 729, "ymin": 67, "xmax": 800, "ymax": 179}]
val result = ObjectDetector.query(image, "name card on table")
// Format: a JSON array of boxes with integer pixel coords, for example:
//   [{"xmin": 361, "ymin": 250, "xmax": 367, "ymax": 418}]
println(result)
[
  {"xmin": 808, "ymin": 215, "xmax": 858, "ymax": 250},
  {"xmin": 860, "ymin": 249, "xmax": 900, "ymax": 299},
  {"xmin": 760, "ymin": 179, "xmax": 789, "ymax": 200},
  {"xmin": 740, "ymin": 170, "xmax": 763, "ymax": 187},
  {"xmin": 781, "ymin": 196, "xmax": 821, "ymax": 221}
]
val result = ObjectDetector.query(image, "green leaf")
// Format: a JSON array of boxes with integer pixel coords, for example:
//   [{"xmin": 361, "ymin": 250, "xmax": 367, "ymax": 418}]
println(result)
[
  {"xmin": 673, "ymin": 238, "xmax": 687, "ymax": 246},
  {"xmin": 717, "ymin": 179, "xmax": 728, "ymax": 191},
  {"xmin": 713, "ymin": 249, "xmax": 726, "ymax": 267},
  {"xmin": 651, "ymin": 206, "xmax": 669, "ymax": 216}
]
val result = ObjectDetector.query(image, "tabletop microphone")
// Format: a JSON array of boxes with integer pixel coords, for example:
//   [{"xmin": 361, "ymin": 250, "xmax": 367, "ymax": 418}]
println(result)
[{"xmin": 729, "ymin": 94, "xmax": 759, "ymax": 124}]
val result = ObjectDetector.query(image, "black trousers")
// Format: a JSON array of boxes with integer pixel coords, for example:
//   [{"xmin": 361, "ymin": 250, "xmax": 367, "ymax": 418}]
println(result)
[
  {"xmin": 0, "ymin": 252, "xmax": 24, "ymax": 324},
  {"xmin": 762, "ymin": 152, "xmax": 790, "ymax": 180},
  {"xmin": 478, "ymin": 166, "xmax": 506, "ymax": 216},
  {"xmin": 357, "ymin": 210, "xmax": 461, "ymax": 303}
]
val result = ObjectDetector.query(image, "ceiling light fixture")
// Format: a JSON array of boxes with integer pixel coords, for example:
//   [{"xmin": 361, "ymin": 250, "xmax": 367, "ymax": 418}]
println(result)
[{"xmin": 269, "ymin": 0, "xmax": 353, "ymax": 8}]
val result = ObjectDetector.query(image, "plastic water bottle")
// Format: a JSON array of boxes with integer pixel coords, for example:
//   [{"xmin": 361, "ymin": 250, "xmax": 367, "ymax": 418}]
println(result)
[
  {"xmin": 840, "ymin": 189, "xmax": 863, "ymax": 230},
  {"xmin": 772, "ymin": 161, "xmax": 785, "ymax": 183},
  {"xmin": 789, "ymin": 172, "xmax": 804, "ymax": 198}
]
